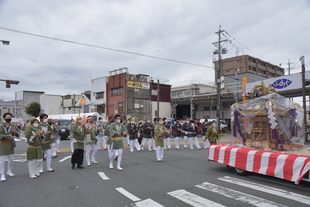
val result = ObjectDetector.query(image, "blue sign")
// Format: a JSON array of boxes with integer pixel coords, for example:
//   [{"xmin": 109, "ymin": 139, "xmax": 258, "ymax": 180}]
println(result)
[{"xmin": 271, "ymin": 79, "xmax": 292, "ymax": 89}]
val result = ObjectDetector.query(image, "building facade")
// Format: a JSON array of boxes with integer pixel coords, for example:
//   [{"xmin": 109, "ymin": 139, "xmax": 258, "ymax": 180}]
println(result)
[
  {"xmin": 106, "ymin": 68, "xmax": 171, "ymax": 121},
  {"xmin": 0, "ymin": 100, "xmax": 15, "ymax": 120},
  {"xmin": 172, "ymin": 55, "xmax": 286, "ymax": 122},
  {"xmin": 15, "ymin": 90, "xmax": 44, "ymax": 120},
  {"xmin": 90, "ymin": 76, "xmax": 107, "ymax": 115},
  {"xmin": 40, "ymin": 94, "xmax": 62, "ymax": 115},
  {"xmin": 215, "ymin": 55, "xmax": 285, "ymax": 93}
]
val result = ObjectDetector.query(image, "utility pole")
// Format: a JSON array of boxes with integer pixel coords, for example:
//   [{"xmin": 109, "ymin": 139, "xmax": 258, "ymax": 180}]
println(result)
[
  {"xmin": 215, "ymin": 25, "xmax": 225, "ymax": 130},
  {"xmin": 235, "ymin": 68, "xmax": 239, "ymax": 103},
  {"xmin": 301, "ymin": 56, "xmax": 308, "ymax": 141},
  {"xmin": 157, "ymin": 79, "xmax": 160, "ymax": 119}
]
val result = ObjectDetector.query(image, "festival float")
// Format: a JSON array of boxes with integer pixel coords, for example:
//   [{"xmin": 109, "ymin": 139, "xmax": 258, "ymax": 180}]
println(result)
[{"xmin": 208, "ymin": 81, "xmax": 310, "ymax": 184}]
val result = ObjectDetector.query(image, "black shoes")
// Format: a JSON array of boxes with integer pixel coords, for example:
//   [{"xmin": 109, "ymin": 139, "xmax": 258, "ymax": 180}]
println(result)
[{"xmin": 77, "ymin": 165, "xmax": 85, "ymax": 169}]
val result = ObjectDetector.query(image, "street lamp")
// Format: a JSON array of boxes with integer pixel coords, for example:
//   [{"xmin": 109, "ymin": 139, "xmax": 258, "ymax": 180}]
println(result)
[
  {"xmin": 0, "ymin": 79, "xmax": 20, "ymax": 88},
  {"xmin": 1, "ymin": 40, "xmax": 10, "ymax": 45}
]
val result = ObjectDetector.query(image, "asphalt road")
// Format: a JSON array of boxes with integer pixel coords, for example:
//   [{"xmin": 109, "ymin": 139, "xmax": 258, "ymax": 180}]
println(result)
[{"xmin": 1, "ymin": 134, "xmax": 310, "ymax": 207}]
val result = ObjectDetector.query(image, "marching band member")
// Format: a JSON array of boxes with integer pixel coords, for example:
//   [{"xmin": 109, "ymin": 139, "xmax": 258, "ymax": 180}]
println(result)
[
  {"xmin": 154, "ymin": 118, "xmax": 168, "ymax": 162},
  {"xmin": 202, "ymin": 119, "xmax": 211, "ymax": 148},
  {"xmin": 187, "ymin": 118, "xmax": 201, "ymax": 150},
  {"xmin": 141, "ymin": 118, "xmax": 154, "ymax": 151},
  {"xmin": 96, "ymin": 117, "xmax": 107, "ymax": 150},
  {"xmin": 182, "ymin": 118, "xmax": 190, "ymax": 148},
  {"xmin": 172, "ymin": 120, "xmax": 183, "ymax": 150},
  {"xmin": 25, "ymin": 119, "xmax": 43, "ymax": 179},
  {"xmin": 85, "ymin": 116, "xmax": 98, "ymax": 166},
  {"xmin": 51, "ymin": 119, "xmax": 61, "ymax": 157},
  {"xmin": 71, "ymin": 116, "xmax": 86, "ymax": 169},
  {"xmin": 68, "ymin": 119, "xmax": 75, "ymax": 153},
  {"xmin": 39, "ymin": 114, "xmax": 55, "ymax": 173},
  {"xmin": 0, "ymin": 113, "xmax": 20, "ymax": 181},
  {"xmin": 126, "ymin": 118, "xmax": 141, "ymax": 152},
  {"xmin": 108, "ymin": 115, "xmax": 126, "ymax": 171},
  {"xmin": 163, "ymin": 118, "xmax": 171, "ymax": 150},
  {"xmin": 204, "ymin": 120, "xmax": 220, "ymax": 145}
]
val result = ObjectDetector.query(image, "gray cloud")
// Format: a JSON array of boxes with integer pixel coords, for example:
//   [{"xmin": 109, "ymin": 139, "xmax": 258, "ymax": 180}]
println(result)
[{"xmin": 0, "ymin": 0, "xmax": 309, "ymax": 101}]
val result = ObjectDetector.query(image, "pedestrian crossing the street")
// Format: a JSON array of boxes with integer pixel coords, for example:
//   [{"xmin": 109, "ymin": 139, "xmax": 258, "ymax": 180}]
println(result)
[{"xmin": 130, "ymin": 176, "xmax": 310, "ymax": 207}]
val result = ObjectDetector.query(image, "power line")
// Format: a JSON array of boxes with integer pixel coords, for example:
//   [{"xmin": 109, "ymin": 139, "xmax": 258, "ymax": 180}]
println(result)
[
  {"xmin": 0, "ymin": 26, "xmax": 213, "ymax": 69},
  {"xmin": 224, "ymin": 31, "xmax": 285, "ymax": 64}
]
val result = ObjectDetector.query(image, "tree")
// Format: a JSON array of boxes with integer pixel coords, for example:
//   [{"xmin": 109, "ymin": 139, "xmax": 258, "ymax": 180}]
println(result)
[{"xmin": 25, "ymin": 102, "xmax": 41, "ymax": 117}]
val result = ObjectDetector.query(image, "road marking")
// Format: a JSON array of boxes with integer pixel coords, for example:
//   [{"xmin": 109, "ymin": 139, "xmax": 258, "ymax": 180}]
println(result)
[
  {"xmin": 14, "ymin": 159, "xmax": 27, "ymax": 162},
  {"xmin": 196, "ymin": 182, "xmax": 287, "ymax": 207},
  {"xmin": 218, "ymin": 176, "xmax": 310, "ymax": 205},
  {"xmin": 167, "ymin": 189, "xmax": 224, "ymax": 207},
  {"xmin": 58, "ymin": 155, "xmax": 71, "ymax": 162},
  {"xmin": 115, "ymin": 187, "xmax": 141, "ymax": 202},
  {"xmin": 132, "ymin": 198, "xmax": 164, "ymax": 207},
  {"xmin": 98, "ymin": 172, "xmax": 110, "ymax": 180}
]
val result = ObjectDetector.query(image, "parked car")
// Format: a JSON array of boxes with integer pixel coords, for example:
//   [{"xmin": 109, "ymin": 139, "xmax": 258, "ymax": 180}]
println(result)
[{"xmin": 54, "ymin": 119, "xmax": 71, "ymax": 140}]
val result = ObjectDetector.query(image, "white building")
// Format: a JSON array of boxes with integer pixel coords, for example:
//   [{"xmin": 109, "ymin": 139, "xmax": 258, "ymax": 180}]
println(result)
[
  {"xmin": 90, "ymin": 76, "xmax": 107, "ymax": 116},
  {"xmin": 40, "ymin": 94, "xmax": 62, "ymax": 115},
  {"xmin": 15, "ymin": 90, "xmax": 44, "ymax": 120}
]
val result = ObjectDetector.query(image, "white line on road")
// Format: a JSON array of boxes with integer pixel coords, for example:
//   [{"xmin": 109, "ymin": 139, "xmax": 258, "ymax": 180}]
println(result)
[
  {"xmin": 218, "ymin": 176, "xmax": 310, "ymax": 205},
  {"xmin": 132, "ymin": 198, "xmax": 164, "ymax": 207},
  {"xmin": 115, "ymin": 187, "xmax": 141, "ymax": 202},
  {"xmin": 58, "ymin": 155, "xmax": 71, "ymax": 162},
  {"xmin": 196, "ymin": 182, "xmax": 287, "ymax": 207},
  {"xmin": 98, "ymin": 172, "xmax": 110, "ymax": 180},
  {"xmin": 14, "ymin": 159, "xmax": 27, "ymax": 162},
  {"xmin": 167, "ymin": 189, "xmax": 225, "ymax": 207}
]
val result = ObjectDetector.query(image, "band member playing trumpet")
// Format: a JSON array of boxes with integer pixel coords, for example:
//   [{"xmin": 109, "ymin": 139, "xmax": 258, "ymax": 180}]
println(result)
[{"xmin": 85, "ymin": 116, "xmax": 98, "ymax": 166}]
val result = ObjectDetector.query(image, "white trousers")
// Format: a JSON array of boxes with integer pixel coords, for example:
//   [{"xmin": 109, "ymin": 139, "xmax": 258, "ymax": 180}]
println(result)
[
  {"xmin": 85, "ymin": 144, "xmax": 97, "ymax": 165},
  {"xmin": 129, "ymin": 139, "xmax": 141, "ymax": 152},
  {"xmin": 188, "ymin": 137, "xmax": 201, "ymax": 149},
  {"xmin": 155, "ymin": 146, "xmax": 164, "ymax": 160},
  {"xmin": 0, "ymin": 154, "xmax": 14, "ymax": 177},
  {"xmin": 70, "ymin": 137, "xmax": 74, "ymax": 153},
  {"xmin": 126, "ymin": 135, "xmax": 130, "ymax": 145},
  {"xmin": 183, "ymin": 136, "xmax": 189, "ymax": 147},
  {"xmin": 51, "ymin": 139, "xmax": 60, "ymax": 157},
  {"xmin": 142, "ymin": 138, "xmax": 154, "ymax": 150},
  {"xmin": 108, "ymin": 148, "xmax": 123, "ymax": 168},
  {"xmin": 40, "ymin": 149, "xmax": 52, "ymax": 172},
  {"xmin": 96, "ymin": 135, "xmax": 107, "ymax": 149},
  {"xmin": 28, "ymin": 159, "xmax": 43, "ymax": 178},
  {"xmin": 204, "ymin": 139, "xmax": 210, "ymax": 148},
  {"xmin": 164, "ymin": 138, "xmax": 171, "ymax": 149},
  {"xmin": 174, "ymin": 137, "xmax": 180, "ymax": 149}
]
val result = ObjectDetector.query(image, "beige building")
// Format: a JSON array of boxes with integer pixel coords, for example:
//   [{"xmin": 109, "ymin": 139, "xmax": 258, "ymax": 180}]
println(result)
[{"xmin": 215, "ymin": 55, "xmax": 285, "ymax": 92}]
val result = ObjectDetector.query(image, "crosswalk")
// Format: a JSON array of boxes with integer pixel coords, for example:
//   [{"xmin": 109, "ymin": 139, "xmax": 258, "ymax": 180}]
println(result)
[{"xmin": 131, "ymin": 176, "xmax": 310, "ymax": 207}]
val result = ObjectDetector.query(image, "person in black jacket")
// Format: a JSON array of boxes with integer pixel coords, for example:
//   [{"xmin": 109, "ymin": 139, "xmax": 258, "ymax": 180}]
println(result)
[
  {"xmin": 202, "ymin": 119, "xmax": 211, "ymax": 148},
  {"xmin": 141, "ymin": 118, "xmax": 154, "ymax": 151},
  {"xmin": 173, "ymin": 120, "xmax": 183, "ymax": 150},
  {"xmin": 126, "ymin": 118, "xmax": 141, "ymax": 152},
  {"xmin": 182, "ymin": 117, "xmax": 201, "ymax": 150},
  {"xmin": 163, "ymin": 118, "xmax": 171, "ymax": 149}
]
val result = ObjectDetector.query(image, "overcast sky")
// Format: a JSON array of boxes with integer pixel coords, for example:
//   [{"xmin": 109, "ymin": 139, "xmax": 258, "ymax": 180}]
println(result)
[{"xmin": 0, "ymin": 0, "xmax": 309, "ymax": 101}]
